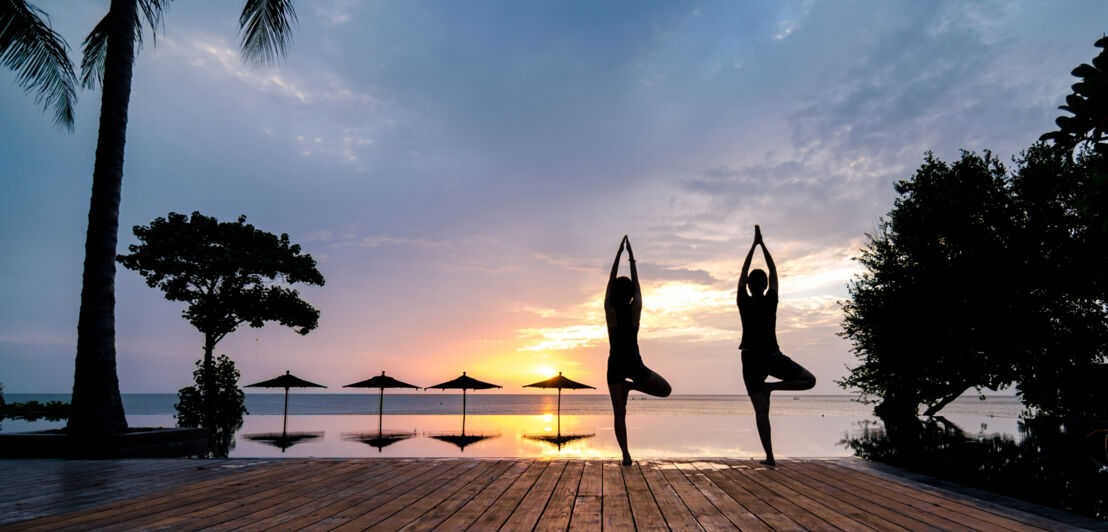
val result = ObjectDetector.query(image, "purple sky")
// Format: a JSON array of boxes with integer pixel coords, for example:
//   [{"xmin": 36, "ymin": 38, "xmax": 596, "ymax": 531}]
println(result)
[{"xmin": 1, "ymin": 1, "xmax": 1104, "ymax": 394}]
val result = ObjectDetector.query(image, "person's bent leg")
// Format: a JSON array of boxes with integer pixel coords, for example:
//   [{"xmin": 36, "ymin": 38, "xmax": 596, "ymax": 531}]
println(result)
[
  {"xmin": 631, "ymin": 371, "xmax": 671, "ymax": 398},
  {"xmin": 765, "ymin": 355, "xmax": 816, "ymax": 393},
  {"xmin": 749, "ymin": 391, "xmax": 775, "ymax": 465},
  {"xmin": 608, "ymin": 379, "xmax": 632, "ymax": 465}
]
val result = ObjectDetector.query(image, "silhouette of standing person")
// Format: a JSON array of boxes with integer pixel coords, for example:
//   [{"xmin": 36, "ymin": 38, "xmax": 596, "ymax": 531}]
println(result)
[
  {"xmin": 606, "ymin": 235, "xmax": 672, "ymax": 465},
  {"xmin": 738, "ymin": 225, "xmax": 816, "ymax": 466}
]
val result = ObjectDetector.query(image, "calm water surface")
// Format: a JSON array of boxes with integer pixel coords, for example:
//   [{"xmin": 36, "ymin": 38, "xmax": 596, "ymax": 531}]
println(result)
[{"xmin": 2, "ymin": 394, "xmax": 1023, "ymax": 458}]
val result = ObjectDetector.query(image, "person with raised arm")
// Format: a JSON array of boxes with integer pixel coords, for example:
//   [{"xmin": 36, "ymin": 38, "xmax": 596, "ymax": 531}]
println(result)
[
  {"xmin": 605, "ymin": 235, "xmax": 672, "ymax": 465},
  {"xmin": 737, "ymin": 225, "xmax": 816, "ymax": 466}
]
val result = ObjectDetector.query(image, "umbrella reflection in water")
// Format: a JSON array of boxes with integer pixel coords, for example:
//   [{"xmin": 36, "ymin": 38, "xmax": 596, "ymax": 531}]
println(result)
[
  {"xmin": 244, "ymin": 431, "xmax": 324, "ymax": 452},
  {"xmin": 425, "ymin": 372, "xmax": 502, "ymax": 451},
  {"xmin": 341, "ymin": 430, "xmax": 417, "ymax": 452},
  {"xmin": 427, "ymin": 432, "xmax": 500, "ymax": 452},
  {"xmin": 523, "ymin": 432, "xmax": 595, "ymax": 452},
  {"xmin": 243, "ymin": 371, "xmax": 326, "ymax": 452}
]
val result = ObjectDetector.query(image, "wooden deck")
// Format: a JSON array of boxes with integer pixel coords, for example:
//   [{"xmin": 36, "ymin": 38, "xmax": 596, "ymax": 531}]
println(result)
[{"xmin": 0, "ymin": 458, "xmax": 1098, "ymax": 531}]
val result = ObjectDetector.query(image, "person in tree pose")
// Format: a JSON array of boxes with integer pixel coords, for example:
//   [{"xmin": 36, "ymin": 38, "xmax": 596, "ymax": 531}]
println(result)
[
  {"xmin": 605, "ymin": 235, "xmax": 672, "ymax": 465},
  {"xmin": 738, "ymin": 225, "xmax": 816, "ymax": 466}
]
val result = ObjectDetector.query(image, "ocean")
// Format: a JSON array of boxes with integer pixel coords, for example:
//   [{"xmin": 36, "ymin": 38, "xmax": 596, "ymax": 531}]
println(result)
[{"xmin": 1, "ymin": 394, "xmax": 1025, "ymax": 459}]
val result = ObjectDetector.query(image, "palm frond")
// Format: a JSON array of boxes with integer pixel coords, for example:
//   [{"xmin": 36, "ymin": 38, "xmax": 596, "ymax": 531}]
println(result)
[
  {"xmin": 80, "ymin": 0, "xmax": 169, "ymax": 90},
  {"xmin": 239, "ymin": 0, "xmax": 296, "ymax": 67},
  {"xmin": 0, "ymin": 0, "xmax": 78, "ymax": 130},
  {"xmin": 79, "ymin": 14, "xmax": 107, "ymax": 89}
]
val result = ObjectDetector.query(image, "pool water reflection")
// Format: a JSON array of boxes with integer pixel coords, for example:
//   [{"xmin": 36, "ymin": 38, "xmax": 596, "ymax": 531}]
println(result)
[{"xmin": 1, "ymin": 410, "xmax": 1022, "ymax": 459}]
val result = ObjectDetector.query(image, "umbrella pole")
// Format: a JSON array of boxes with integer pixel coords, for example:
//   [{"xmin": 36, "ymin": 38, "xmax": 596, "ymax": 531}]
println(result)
[
  {"xmin": 378, "ymin": 388, "xmax": 384, "ymax": 436},
  {"xmin": 557, "ymin": 388, "xmax": 562, "ymax": 437},
  {"xmin": 462, "ymin": 389, "xmax": 467, "ymax": 435},
  {"xmin": 282, "ymin": 387, "xmax": 289, "ymax": 436}
]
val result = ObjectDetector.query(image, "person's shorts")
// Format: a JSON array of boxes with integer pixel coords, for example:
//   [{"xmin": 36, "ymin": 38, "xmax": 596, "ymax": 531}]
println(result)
[
  {"xmin": 741, "ymin": 349, "xmax": 806, "ymax": 395},
  {"xmin": 607, "ymin": 353, "xmax": 652, "ymax": 384}
]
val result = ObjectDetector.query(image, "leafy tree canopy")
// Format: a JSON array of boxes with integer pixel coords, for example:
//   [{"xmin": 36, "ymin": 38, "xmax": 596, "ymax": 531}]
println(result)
[
  {"xmin": 840, "ymin": 147, "xmax": 1108, "ymax": 420},
  {"xmin": 1040, "ymin": 35, "xmax": 1108, "ymax": 232},
  {"xmin": 1041, "ymin": 36, "xmax": 1108, "ymax": 155},
  {"xmin": 117, "ymin": 211, "xmax": 325, "ymax": 345},
  {"xmin": 838, "ymin": 151, "xmax": 1022, "ymax": 419}
]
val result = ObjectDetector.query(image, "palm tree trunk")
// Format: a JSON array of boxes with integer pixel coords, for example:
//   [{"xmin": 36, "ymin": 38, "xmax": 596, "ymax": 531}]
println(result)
[{"xmin": 66, "ymin": 0, "xmax": 137, "ymax": 436}]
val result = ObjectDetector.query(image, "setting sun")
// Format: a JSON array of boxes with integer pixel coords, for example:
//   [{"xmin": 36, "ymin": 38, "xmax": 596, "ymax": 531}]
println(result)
[{"xmin": 534, "ymin": 366, "xmax": 558, "ymax": 378}]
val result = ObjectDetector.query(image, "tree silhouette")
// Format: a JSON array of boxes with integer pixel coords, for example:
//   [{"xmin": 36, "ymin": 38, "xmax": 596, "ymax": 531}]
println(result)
[
  {"xmin": 839, "ymin": 151, "xmax": 1022, "ymax": 420},
  {"xmin": 841, "ymin": 147, "xmax": 1108, "ymax": 420},
  {"xmin": 4, "ymin": 0, "xmax": 300, "ymax": 436},
  {"xmin": 118, "ymin": 211, "xmax": 324, "ymax": 437}
]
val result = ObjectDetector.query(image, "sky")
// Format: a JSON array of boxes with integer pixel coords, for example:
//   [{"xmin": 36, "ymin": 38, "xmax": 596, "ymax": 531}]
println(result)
[{"xmin": 1, "ymin": 1, "xmax": 1105, "ymax": 395}]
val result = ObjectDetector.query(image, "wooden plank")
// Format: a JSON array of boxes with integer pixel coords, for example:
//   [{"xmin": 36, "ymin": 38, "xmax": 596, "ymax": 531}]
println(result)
[
  {"xmin": 694, "ymin": 462, "xmax": 806, "ymax": 532},
  {"xmin": 0, "ymin": 460, "xmax": 269, "ymax": 526},
  {"xmin": 214, "ymin": 460, "xmax": 418, "ymax": 530},
  {"xmin": 500, "ymin": 460, "xmax": 567, "ymax": 531},
  {"xmin": 767, "ymin": 464, "xmax": 940, "ymax": 531},
  {"xmin": 677, "ymin": 462, "xmax": 772, "ymax": 532},
  {"xmin": 795, "ymin": 461, "xmax": 1005, "ymax": 531},
  {"xmin": 601, "ymin": 462, "xmax": 636, "ymax": 531},
  {"xmin": 13, "ymin": 459, "xmax": 314, "ymax": 531},
  {"xmin": 622, "ymin": 462, "xmax": 668, "ymax": 532},
  {"xmin": 466, "ymin": 460, "xmax": 550, "ymax": 530},
  {"xmin": 275, "ymin": 460, "xmax": 439, "ymax": 531},
  {"xmin": 399, "ymin": 460, "xmax": 516, "ymax": 532},
  {"xmin": 722, "ymin": 460, "xmax": 862, "ymax": 532},
  {"xmin": 367, "ymin": 460, "xmax": 499, "ymax": 530},
  {"xmin": 534, "ymin": 460, "xmax": 584, "ymax": 532},
  {"xmin": 108, "ymin": 460, "xmax": 371, "ymax": 531},
  {"xmin": 656, "ymin": 459, "xmax": 737, "ymax": 531},
  {"xmin": 330, "ymin": 460, "xmax": 481, "ymax": 530},
  {"xmin": 0, "ymin": 458, "xmax": 1090, "ymax": 532},
  {"xmin": 829, "ymin": 459, "xmax": 1078, "ymax": 532},
  {"xmin": 432, "ymin": 460, "xmax": 533, "ymax": 531},
  {"xmin": 568, "ymin": 496, "xmax": 601, "ymax": 532},
  {"xmin": 299, "ymin": 460, "xmax": 467, "ymax": 531},
  {"xmin": 637, "ymin": 460, "xmax": 706, "ymax": 532},
  {"xmin": 568, "ymin": 460, "xmax": 603, "ymax": 532}
]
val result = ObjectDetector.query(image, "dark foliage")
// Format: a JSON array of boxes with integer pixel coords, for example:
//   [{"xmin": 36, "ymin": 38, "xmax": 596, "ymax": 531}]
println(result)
[
  {"xmin": 839, "ymin": 151, "xmax": 1021, "ymax": 419},
  {"xmin": 117, "ymin": 211, "xmax": 325, "ymax": 340},
  {"xmin": 1041, "ymin": 36, "xmax": 1108, "ymax": 155},
  {"xmin": 0, "ymin": 0, "xmax": 78, "ymax": 128},
  {"xmin": 840, "ymin": 148, "xmax": 1108, "ymax": 420},
  {"xmin": 175, "ymin": 354, "xmax": 246, "ymax": 458},
  {"xmin": 0, "ymin": 381, "xmax": 71, "ymax": 421},
  {"xmin": 1009, "ymin": 145, "xmax": 1108, "ymax": 418},
  {"xmin": 1041, "ymin": 36, "xmax": 1108, "ymax": 233}
]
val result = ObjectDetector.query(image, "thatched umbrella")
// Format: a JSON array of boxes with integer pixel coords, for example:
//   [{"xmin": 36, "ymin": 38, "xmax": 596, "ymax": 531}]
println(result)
[
  {"xmin": 425, "ymin": 372, "xmax": 501, "ymax": 434},
  {"xmin": 523, "ymin": 372, "xmax": 594, "ymax": 436},
  {"xmin": 244, "ymin": 371, "xmax": 326, "ymax": 435},
  {"xmin": 344, "ymin": 371, "xmax": 420, "ymax": 434}
]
